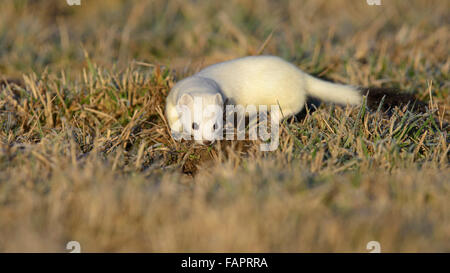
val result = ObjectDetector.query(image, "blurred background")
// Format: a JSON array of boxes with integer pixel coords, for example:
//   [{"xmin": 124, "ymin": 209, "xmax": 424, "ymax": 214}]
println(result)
[{"xmin": 1, "ymin": 0, "xmax": 448, "ymax": 80}]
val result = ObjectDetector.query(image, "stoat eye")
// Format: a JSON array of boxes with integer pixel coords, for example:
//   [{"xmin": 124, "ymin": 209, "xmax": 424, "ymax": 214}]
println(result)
[
  {"xmin": 192, "ymin": 122, "xmax": 199, "ymax": 130},
  {"xmin": 213, "ymin": 123, "xmax": 218, "ymax": 130}
]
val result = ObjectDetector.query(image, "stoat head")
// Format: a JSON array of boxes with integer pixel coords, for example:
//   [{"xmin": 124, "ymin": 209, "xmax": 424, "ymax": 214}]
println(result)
[{"xmin": 176, "ymin": 93, "xmax": 223, "ymax": 145}]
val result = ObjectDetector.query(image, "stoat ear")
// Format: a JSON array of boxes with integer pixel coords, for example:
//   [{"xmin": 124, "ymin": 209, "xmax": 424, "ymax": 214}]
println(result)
[
  {"xmin": 178, "ymin": 93, "xmax": 193, "ymax": 106},
  {"xmin": 214, "ymin": 93, "xmax": 223, "ymax": 106}
]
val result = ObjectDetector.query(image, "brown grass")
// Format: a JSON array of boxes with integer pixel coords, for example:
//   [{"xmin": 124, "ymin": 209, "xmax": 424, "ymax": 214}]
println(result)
[{"xmin": 0, "ymin": 0, "xmax": 449, "ymax": 252}]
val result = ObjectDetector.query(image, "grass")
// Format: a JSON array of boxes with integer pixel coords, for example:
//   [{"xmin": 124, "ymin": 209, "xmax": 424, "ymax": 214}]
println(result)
[{"xmin": 0, "ymin": 0, "xmax": 449, "ymax": 252}]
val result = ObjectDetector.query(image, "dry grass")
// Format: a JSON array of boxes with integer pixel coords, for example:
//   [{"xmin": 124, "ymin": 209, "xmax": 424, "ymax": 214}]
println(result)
[{"xmin": 0, "ymin": 0, "xmax": 449, "ymax": 252}]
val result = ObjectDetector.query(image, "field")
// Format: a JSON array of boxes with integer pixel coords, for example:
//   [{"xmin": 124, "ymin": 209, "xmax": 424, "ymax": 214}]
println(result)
[{"xmin": 0, "ymin": 0, "xmax": 449, "ymax": 252}]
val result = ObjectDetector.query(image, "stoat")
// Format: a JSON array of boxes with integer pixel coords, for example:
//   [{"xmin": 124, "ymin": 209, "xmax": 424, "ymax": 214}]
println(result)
[{"xmin": 165, "ymin": 55, "xmax": 422, "ymax": 144}]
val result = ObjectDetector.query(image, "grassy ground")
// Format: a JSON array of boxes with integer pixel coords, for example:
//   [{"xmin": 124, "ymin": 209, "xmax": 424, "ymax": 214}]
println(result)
[{"xmin": 0, "ymin": 0, "xmax": 449, "ymax": 252}]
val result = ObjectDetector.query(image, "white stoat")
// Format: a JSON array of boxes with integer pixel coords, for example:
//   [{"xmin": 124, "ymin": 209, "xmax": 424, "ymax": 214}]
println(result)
[{"xmin": 165, "ymin": 55, "xmax": 362, "ymax": 143}]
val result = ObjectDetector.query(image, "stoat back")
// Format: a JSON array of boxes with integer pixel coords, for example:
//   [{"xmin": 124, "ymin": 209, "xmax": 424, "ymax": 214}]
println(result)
[
  {"xmin": 196, "ymin": 55, "xmax": 362, "ymax": 115},
  {"xmin": 196, "ymin": 56, "xmax": 308, "ymax": 114}
]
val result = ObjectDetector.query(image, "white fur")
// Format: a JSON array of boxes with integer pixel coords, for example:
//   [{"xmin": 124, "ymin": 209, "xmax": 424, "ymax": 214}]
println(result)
[{"xmin": 165, "ymin": 55, "xmax": 362, "ymax": 142}]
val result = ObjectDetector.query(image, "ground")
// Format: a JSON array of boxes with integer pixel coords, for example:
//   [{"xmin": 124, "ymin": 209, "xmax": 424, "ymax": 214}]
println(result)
[{"xmin": 0, "ymin": 0, "xmax": 448, "ymax": 252}]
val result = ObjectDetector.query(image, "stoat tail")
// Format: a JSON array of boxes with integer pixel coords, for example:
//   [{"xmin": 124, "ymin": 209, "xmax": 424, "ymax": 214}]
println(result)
[{"xmin": 304, "ymin": 75, "xmax": 362, "ymax": 106}]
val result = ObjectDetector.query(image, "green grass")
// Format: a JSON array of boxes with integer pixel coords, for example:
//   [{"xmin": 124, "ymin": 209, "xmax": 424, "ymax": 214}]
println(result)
[{"xmin": 0, "ymin": 0, "xmax": 448, "ymax": 252}]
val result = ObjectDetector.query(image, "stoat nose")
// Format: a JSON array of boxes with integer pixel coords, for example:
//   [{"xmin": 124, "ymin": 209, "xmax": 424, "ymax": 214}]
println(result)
[{"xmin": 195, "ymin": 139, "xmax": 214, "ymax": 145}]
